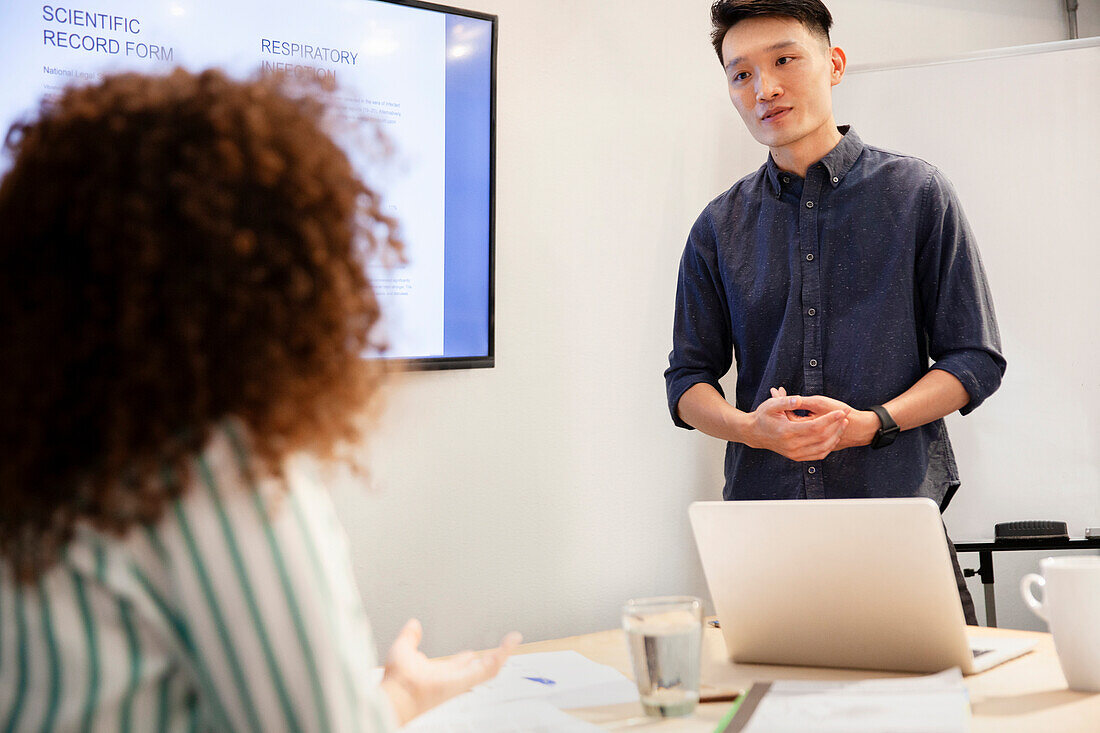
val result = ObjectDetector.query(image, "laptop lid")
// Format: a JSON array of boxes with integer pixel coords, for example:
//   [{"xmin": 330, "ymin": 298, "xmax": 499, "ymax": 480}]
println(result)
[{"xmin": 688, "ymin": 498, "xmax": 976, "ymax": 674}]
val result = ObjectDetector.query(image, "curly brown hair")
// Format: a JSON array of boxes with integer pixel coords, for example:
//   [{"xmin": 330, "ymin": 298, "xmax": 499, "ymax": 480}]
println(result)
[{"xmin": 0, "ymin": 68, "xmax": 401, "ymax": 580}]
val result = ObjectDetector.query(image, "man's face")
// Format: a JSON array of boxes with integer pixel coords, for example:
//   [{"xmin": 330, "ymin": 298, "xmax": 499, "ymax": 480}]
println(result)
[{"xmin": 721, "ymin": 15, "xmax": 843, "ymax": 152}]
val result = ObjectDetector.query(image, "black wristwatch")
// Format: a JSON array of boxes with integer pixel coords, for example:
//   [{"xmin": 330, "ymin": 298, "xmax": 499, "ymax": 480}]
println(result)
[{"xmin": 868, "ymin": 405, "xmax": 899, "ymax": 450}]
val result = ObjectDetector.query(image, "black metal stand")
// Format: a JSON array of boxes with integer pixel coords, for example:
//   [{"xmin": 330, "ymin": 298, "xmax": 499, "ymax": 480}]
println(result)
[{"xmin": 953, "ymin": 538, "xmax": 1100, "ymax": 627}]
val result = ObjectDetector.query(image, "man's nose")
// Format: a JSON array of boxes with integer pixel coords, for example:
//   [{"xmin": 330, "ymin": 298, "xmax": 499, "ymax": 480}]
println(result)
[{"xmin": 755, "ymin": 72, "xmax": 781, "ymax": 102}]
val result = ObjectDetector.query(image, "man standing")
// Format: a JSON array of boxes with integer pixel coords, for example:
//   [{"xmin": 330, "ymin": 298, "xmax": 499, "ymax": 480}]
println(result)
[{"xmin": 664, "ymin": 0, "xmax": 1004, "ymax": 624}]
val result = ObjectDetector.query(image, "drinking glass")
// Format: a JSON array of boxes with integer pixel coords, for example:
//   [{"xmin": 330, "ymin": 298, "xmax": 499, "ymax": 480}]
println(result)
[{"xmin": 622, "ymin": 596, "xmax": 703, "ymax": 717}]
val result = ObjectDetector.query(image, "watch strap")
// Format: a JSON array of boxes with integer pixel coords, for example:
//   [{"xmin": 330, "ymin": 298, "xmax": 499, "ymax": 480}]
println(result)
[{"xmin": 869, "ymin": 405, "xmax": 899, "ymax": 449}]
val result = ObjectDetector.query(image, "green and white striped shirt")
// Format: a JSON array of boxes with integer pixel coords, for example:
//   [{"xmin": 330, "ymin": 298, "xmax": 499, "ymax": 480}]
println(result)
[{"xmin": 0, "ymin": 425, "xmax": 397, "ymax": 732}]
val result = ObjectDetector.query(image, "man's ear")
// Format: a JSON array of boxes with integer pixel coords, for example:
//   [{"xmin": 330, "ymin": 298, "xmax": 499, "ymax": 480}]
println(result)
[{"xmin": 829, "ymin": 45, "xmax": 847, "ymax": 87}]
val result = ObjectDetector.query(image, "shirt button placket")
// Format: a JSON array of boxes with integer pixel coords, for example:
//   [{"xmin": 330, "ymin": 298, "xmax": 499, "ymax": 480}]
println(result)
[{"xmin": 800, "ymin": 169, "xmax": 826, "ymax": 499}]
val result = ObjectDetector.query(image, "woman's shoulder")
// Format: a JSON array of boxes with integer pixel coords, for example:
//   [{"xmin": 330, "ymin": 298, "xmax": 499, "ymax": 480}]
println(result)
[{"xmin": 64, "ymin": 421, "xmax": 339, "ymax": 604}]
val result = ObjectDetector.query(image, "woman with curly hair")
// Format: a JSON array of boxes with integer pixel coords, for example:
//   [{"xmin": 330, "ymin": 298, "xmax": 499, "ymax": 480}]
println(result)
[{"xmin": 0, "ymin": 68, "xmax": 518, "ymax": 731}]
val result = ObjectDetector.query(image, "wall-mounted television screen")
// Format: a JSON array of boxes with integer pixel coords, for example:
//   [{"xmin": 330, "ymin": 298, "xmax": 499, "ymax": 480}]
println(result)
[{"xmin": 0, "ymin": 0, "xmax": 496, "ymax": 369}]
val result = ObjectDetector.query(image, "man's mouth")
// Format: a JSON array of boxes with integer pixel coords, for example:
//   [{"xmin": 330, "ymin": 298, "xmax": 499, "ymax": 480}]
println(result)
[{"xmin": 761, "ymin": 107, "xmax": 791, "ymax": 122}]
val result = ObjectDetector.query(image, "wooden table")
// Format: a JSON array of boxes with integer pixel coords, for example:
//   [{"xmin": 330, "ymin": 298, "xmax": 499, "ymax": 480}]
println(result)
[{"xmin": 515, "ymin": 625, "xmax": 1100, "ymax": 731}]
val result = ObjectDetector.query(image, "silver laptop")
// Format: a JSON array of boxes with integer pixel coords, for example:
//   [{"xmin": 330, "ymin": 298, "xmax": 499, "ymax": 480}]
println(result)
[{"xmin": 689, "ymin": 498, "xmax": 1036, "ymax": 674}]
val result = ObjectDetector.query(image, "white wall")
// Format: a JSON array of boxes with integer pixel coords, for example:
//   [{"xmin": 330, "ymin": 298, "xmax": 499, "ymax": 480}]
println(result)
[
  {"xmin": 334, "ymin": 0, "xmax": 1100, "ymax": 657},
  {"xmin": 830, "ymin": 0, "xmax": 1100, "ymax": 64}
]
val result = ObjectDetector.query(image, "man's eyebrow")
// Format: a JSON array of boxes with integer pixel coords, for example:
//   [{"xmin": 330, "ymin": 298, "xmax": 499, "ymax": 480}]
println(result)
[{"xmin": 724, "ymin": 40, "xmax": 802, "ymax": 72}]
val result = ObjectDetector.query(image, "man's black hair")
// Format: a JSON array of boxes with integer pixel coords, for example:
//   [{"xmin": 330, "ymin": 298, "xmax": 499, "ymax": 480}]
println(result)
[{"xmin": 710, "ymin": 0, "xmax": 834, "ymax": 65}]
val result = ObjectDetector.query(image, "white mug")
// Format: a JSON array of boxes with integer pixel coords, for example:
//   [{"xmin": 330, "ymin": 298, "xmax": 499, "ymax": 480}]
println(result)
[{"xmin": 1020, "ymin": 555, "xmax": 1100, "ymax": 692}]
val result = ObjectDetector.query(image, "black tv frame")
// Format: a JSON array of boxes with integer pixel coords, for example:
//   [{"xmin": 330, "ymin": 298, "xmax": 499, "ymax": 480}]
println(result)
[{"xmin": 378, "ymin": 0, "xmax": 497, "ymax": 371}]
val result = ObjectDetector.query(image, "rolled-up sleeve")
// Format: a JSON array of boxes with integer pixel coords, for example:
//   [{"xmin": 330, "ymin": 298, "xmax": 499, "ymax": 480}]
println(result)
[
  {"xmin": 664, "ymin": 212, "xmax": 734, "ymax": 429},
  {"xmin": 916, "ymin": 169, "xmax": 1006, "ymax": 415}
]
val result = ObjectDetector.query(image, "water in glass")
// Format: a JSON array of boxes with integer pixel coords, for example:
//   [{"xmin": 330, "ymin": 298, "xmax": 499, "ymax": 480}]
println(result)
[{"xmin": 623, "ymin": 608, "xmax": 701, "ymax": 717}]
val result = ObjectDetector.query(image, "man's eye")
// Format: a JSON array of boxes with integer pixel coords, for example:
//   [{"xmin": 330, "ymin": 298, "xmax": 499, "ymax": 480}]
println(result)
[
  {"xmin": 777, "ymin": 56, "xmax": 794, "ymax": 65},
  {"xmin": 732, "ymin": 71, "xmax": 750, "ymax": 82}
]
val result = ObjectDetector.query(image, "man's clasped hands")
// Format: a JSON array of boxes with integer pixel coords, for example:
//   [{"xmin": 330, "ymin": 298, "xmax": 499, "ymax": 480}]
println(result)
[{"xmin": 746, "ymin": 386, "xmax": 883, "ymax": 462}]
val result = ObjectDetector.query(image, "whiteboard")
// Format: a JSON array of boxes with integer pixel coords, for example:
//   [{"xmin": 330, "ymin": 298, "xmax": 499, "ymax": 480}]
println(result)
[{"xmin": 833, "ymin": 40, "xmax": 1100, "ymax": 538}]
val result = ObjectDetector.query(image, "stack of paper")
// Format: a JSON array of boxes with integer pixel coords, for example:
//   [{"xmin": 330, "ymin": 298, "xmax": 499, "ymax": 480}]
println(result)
[
  {"xmin": 402, "ymin": 651, "xmax": 639, "ymax": 732},
  {"xmin": 723, "ymin": 668, "xmax": 970, "ymax": 733}
]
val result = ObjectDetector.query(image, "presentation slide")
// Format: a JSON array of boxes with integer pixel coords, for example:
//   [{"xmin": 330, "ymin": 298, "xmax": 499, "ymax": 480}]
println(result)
[{"xmin": 0, "ymin": 1, "xmax": 494, "ymax": 365}]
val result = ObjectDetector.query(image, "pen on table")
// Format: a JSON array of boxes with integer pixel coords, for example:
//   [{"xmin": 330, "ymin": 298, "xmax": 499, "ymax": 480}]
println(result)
[
  {"xmin": 701, "ymin": 620, "xmax": 737, "ymax": 703},
  {"xmin": 700, "ymin": 690, "xmax": 742, "ymax": 703}
]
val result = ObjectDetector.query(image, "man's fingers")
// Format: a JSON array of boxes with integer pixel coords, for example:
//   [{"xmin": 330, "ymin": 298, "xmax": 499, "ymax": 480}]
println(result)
[
  {"xmin": 763, "ymin": 395, "xmax": 802, "ymax": 414},
  {"xmin": 792, "ymin": 444, "xmax": 837, "ymax": 461},
  {"xmin": 774, "ymin": 411, "xmax": 845, "ymax": 447},
  {"xmin": 782, "ymin": 410, "xmax": 845, "ymax": 437},
  {"xmin": 762, "ymin": 399, "xmax": 851, "ymax": 460},
  {"xmin": 798, "ymin": 395, "xmax": 852, "ymax": 415},
  {"xmin": 815, "ymin": 416, "xmax": 849, "ymax": 447},
  {"xmin": 806, "ymin": 409, "xmax": 847, "ymax": 427},
  {"xmin": 787, "ymin": 417, "xmax": 850, "ymax": 460},
  {"xmin": 779, "ymin": 398, "xmax": 847, "ymax": 422}
]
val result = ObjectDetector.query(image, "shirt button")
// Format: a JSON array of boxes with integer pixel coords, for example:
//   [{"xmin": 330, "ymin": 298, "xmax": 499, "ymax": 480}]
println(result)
[
  {"xmin": 808, "ymin": 466, "xmax": 817, "ymax": 474},
  {"xmin": 806, "ymin": 201, "xmax": 815, "ymax": 208},
  {"xmin": 832, "ymin": 176, "xmax": 839, "ymax": 183},
  {"xmin": 782, "ymin": 175, "xmax": 790, "ymax": 184},
  {"xmin": 806, "ymin": 253, "xmax": 814, "ymax": 261},
  {"xmin": 810, "ymin": 359, "xmax": 819, "ymax": 367},
  {"xmin": 808, "ymin": 308, "xmax": 816, "ymax": 316}
]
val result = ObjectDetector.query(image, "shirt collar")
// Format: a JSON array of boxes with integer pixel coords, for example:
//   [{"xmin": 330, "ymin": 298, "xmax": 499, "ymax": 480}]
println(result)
[{"xmin": 764, "ymin": 125, "xmax": 864, "ymax": 197}]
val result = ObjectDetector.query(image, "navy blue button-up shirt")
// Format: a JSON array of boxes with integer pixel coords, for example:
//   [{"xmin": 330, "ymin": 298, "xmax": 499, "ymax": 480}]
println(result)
[{"xmin": 665, "ymin": 128, "xmax": 1005, "ymax": 504}]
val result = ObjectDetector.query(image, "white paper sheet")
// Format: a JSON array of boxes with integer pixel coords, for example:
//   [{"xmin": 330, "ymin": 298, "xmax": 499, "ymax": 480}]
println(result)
[
  {"xmin": 398, "ymin": 651, "xmax": 639, "ymax": 731},
  {"xmin": 742, "ymin": 668, "xmax": 969, "ymax": 733},
  {"xmin": 402, "ymin": 699, "xmax": 603, "ymax": 733},
  {"xmin": 469, "ymin": 651, "xmax": 639, "ymax": 709}
]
